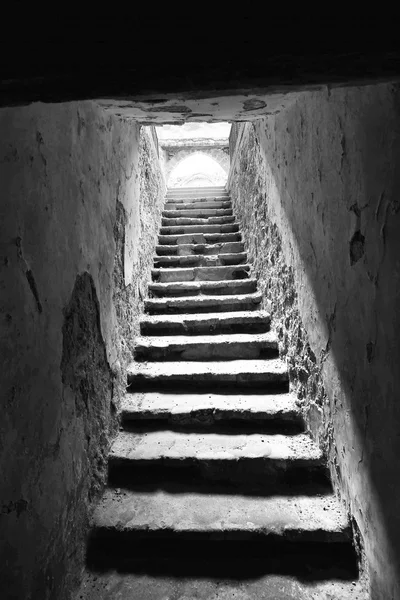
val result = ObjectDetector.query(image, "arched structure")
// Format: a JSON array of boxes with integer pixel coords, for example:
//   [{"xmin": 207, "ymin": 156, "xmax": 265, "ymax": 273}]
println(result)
[
  {"xmin": 160, "ymin": 139, "xmax": 229, "ymax": 186},
  {"xmin": 167, "ymin": 152, "xmax": 228, "ymax": 187}
]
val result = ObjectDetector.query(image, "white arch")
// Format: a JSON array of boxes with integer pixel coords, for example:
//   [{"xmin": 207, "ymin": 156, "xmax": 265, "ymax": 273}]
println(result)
[{"xmin": 168, "ymin": 152, "xmax": 228, "ymax": 188}]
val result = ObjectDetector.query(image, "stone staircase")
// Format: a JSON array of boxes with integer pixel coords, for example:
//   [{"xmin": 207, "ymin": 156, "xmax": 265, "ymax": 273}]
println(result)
[{"xmin": 80, "ymin": 186, "xmax": 365, "ymax": 600}]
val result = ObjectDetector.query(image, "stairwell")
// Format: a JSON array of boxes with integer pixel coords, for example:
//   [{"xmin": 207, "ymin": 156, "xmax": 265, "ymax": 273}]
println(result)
[{"xmin": 79, "ymin": 186, "xmax": 366, "ymax": 599}]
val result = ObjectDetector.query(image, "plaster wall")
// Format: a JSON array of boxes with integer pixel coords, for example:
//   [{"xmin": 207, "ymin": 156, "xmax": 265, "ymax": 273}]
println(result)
[
  {"xmin": 0, "ymin": 102, "xmax": 165, "ymax": 600},
  {"xmin": 228, "ymin": 82, "xmax": 400, "ymax": 599}
]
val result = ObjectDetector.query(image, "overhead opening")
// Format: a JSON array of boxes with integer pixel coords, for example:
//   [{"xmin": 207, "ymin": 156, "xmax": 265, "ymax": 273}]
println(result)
[
  {"xmin": 168, "ymin": 152, "xmax": 228, "ymax": 187},
  {"xmin": 156, "ymin": 122, "xmax": 231, "ymax": 188}
]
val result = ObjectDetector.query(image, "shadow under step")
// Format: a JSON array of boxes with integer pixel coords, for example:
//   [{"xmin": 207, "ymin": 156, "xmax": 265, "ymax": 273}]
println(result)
[
  {"xmin": 87, "ymin": 540, "xmax": 358, "ymax": 583},
  {"xmin": 149, "ymin": 278, "xmax": 257, "ymax": 297},
  {"xmin": 120, "ymin": 391, "xmax": 303, "ymax": 431},
  {"xmin": 165, "ymin": 200, "xmax": 231, "ymax": 209},
  {"xmin": 153, "ymin": 252, "xmax": 248, "ymax": 268},
  {"xmin": 163, "ymin": 196, "xmax": 232, "ymax": 210},
  {"xmin": 134, "ymin": 332, "xmax": 279, "ymax": 361},
  {"xmin": 140, "ymin": 310, "xmax": 271, "ymax": 335},
  {"xmin": 127, "ymin": 358, "xmax": 288, "ymax": 391},
  {"xmin": 109, "ymin": 430, "xmax": 325, "ymax": 487},
  {"xmin": 156, "ymin": 241, "xmax": 245, "ymax": 256},
  {"xmin": 151, "ymin": 264, "xmax": 250, "ymax": 283},
  {"xmin": 161, "ymin": 215, "xmax": 235, "ymax": 226},
  {"xmin": 159, "ymin": 223, "xmax": 239, "ymax": 235},
  {"xmin": 158, "ymin": 232, "xmax": 241, "ymax": 245},
  {"xmin": 145, "ymin": 292, "xmax": 261, "ymax": 314},
  {"xmin": 163, "ymin": 207, "xmax": 232, "ymax": 218}
]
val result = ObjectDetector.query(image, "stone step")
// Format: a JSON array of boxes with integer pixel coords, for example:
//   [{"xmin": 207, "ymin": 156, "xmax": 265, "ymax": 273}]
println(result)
[
  {"xmin": 148, "ymin": 278, "xmax": 257, "ymax": 297},
  {"xmin": 145, "ymin": 292, "xmax": 261, "ymax": 314},
  {"xmin": 167, "ymin": 191, "xmax": 229, "ymax": 197},
  {"xmin": 166, "ymin": 191, "xmax": 229, "ymax": 199},
  {"xmin": 90, "ymin": 489, "xmax": 350, "ymax": 550},
  {"xmin": 167, "ymin": 190, "xmax": 228, "ymax": 194},
  {"xmin": 159, "ymin": 223, "xmax": 239, "ymax": 236},
  {"xmin": 156, "ymin": 241, "xmax": 245, "ymax": 256},
  {"xmin": 163, "ymin": 208, "xmax": 232, "ymax": 219},
  {"xmin": 151, "ymin": 264, "xmax": 251, "ymax": 283},
  {"xmin": 109, "ymin": 430, "xmax": 322, "ymax": 483},
  {"xmin": 120, "ymin": 391, "xmax": 302, "ymax": 428},
  {"xmin": 161, "ymin": 215, "xmax": 236, "ymax": 226},
  {"xmin": 153, "ymin": 252, "xmax": 248, "ymax": 268},
  {"xmin": 158, "ymin": 232, "xmax": 241, "ymax": 245},
  {"xmin": 127, "ymin": 358, "xmax": 288, "ymax": 390},
  {"xmin": 165, "ymin": 201, "xmax": 232, "ymax": 211},
  {"xmin": 166, "ymin": 197, "xmax": 231, "ymax": 205},
  {"xmin": 167, "ymin": 186, "xmax": 227, "ymax": 193},
  {"xmin": 134, "ymin": 332, "xmax": 279, "ymax": 362},
  {"xmin": 140, "ymin": 310, "xmax": 271, "ymax": 336},
  {"xmin": 81, "ymin": 554, "xmax": 361, "ymax": 598},
  {"xmin": 166, "ymin": 192, "xmax": 229, "ymax": 198}
]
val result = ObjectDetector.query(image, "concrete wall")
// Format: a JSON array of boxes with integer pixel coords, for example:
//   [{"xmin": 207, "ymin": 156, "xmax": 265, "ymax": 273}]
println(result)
[
  {"xmin": 228, "ymin": 82, "xmax": 400, "ymax": 600},
  {"xmin": 0, "ymin": 102, "xmax": 165, "ymax": 600}
]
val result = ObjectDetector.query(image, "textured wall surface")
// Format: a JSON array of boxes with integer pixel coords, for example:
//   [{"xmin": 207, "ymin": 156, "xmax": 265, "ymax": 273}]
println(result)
[
  {"xmin": 0, "ymin": 102, "xmax": 164, "ymax": 600},
  {"xmin": 113, "ymin": 128, "xmax": 166, "ymax": 362},
  {"xmin": 228, "ymin": 82, "xmax": 400, "ymax": 599}
]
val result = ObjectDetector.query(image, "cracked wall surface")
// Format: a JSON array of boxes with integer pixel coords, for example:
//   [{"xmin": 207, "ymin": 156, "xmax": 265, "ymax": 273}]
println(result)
[
  {"xmin": 228, "ymin": 82, "xmax": 400, "ymax": 599},
  {"xmin": 0, "ymin": 102, "xmax": 164, "ymax": 600}
]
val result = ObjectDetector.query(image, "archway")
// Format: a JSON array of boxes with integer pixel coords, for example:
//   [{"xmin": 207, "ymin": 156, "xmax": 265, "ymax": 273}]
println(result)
[{"xmin": 167, "ymin": 152, "xmax": 228, "ymax": 187}]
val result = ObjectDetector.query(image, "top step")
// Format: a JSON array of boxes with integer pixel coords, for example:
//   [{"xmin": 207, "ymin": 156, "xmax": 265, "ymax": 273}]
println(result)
[
  {"xmin": 167, "ymin": 190, "xmax": 229, "ymax": 199},
  {"xmin": 167, "ymin": 187, "xmax": 227, "ymax": 193}
]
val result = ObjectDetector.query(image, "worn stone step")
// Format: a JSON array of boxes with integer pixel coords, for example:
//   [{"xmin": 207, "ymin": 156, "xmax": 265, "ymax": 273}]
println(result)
[
  {"xmin": 159, "ymin": 223, "xmax": 239, "ymax": 236},
  {"xmin": 166, "ymin": 192, "xmax": 229, "ymax": 199},
  {"xmin": 167, "ymin": 191, "xmax": 229, "ymax": 197},
  {"xmin": 145, "ymin": 292, "xmax": 261, "ymax": 314},
  {"xmin": 166, "ymin": 192, "xmax": 229, "ymax": 200},
  {"xmin": 151, "ymin": 264, "xmax": 251, "ymax": 283},
  {"xmin": 140, "ymin": 310, "xmax": 271, "ymax": 336},
  {"xmin": 91, "ymin": 488, "xmax": 350, "ymax": 549},
  {"xmin": 163, "ymin": 207, "xmax": 232, "ymax": 217},
  {"xmin": 153, "ymin": 252, "xmax": 248, "ymax": 269},
  {"xmin": 149, "ymin": 278, "xmax": 257, "ymax": 297},
  {"xmin": 161, "ymin": 215, "xmax": 236, "ymax": 226},
  {"xmin": 127, "ymin": 358, "xmax": 288, "ymax": 391},
  {"xmin": 158, "ymin": 232, "xmax": 241, "ymax": 245},
  {"xmin": 109, "ymin": 430, "xmax": 322, "ymax": 484},
  {"xmin": 120, "ymin": 391, "xmax": 302, "ymax": 427},
  {"xmin": 156, "ymin": 241, "xmax": 245, "ymax": 256},
  {"xmin": 134, "ymin": 332, "xmax": 279, "ymax": 362},
  {"xmin": 165, "ymin": 201, "xmax": 232, "ymax": 211},
  {"xmin": 167, "ymin": 187, "xmax": 227, "ymax": 193},
  {"xmin": 165, "ymin": 198, "xmax": 231, "ymax": 207},
  {"xmin": 80, "ymin": 555, "xmax": 361, "ymax": 598},
  {"xmin": 167, "ymin": 186, "xmax": 227, "ymax": 193}
]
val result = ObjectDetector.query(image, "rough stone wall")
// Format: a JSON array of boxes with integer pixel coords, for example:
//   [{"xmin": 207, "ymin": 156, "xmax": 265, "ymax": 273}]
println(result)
[
  {"xmin": 0, "ymin": 104, "xmax": 164, "ymax": 600},
  {"xmin": 228, "ymin": 82, "xmax": 400, "ymax": 599},
  {"xmin": 113, "ymin": 127, "xmax": 166, "ymax": 362}
]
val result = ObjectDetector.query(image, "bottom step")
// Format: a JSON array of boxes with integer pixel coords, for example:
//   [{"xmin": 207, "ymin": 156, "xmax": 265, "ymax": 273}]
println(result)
[
  {"xmin": 78, "ymin": 569, "xmax": 366, "ymax": 600},
  {"xmin": 86, "ymin": 489, "xmax": 358, "ymax": 585}
]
